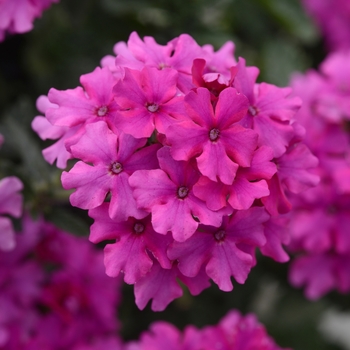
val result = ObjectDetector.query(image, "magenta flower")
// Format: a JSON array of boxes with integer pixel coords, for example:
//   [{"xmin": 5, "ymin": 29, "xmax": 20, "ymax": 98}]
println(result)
[
  {"xmin": 89, "ymin": 203, "xmax": 172, "ymax": 284},
  {"xmin": 192, "ymin": 146, "xmax": 275, "ymax": 211},
  {"xmin": 47, "ymin": 67, "xmax": 119, "ymax": 128},
  {"xmin": 113, "ymin": 31, "xmax": 208, "ymax": 93},
  {"xmin": 114, "ymin": 66, "xmax": 184, "ymax": 137},
  {"xmin": 61, "ymin": 121, "xmax": 159, "ymax": 221},
  {"xmin": 235, "ymin": 58, "xmax": 301, "ymax": 158},
  {"xmin": 167, "ymin": 87, "xmax": 257, "ymax": 185},
  {"xmin": 168, "ymin": 207, "xmax": 269, "ymax": 291},
  {"xmin": 129, "ymin": 147, "xmax": 229, "ymax": 242},
  {"xmin": 0, "ymin": 0, "xmax": 58, "ymax": 41}
]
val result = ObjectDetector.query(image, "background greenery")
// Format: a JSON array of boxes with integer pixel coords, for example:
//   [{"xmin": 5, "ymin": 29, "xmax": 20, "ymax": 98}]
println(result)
[{"xmin": 0, "ymin": 1, "xmax": 344, "ymax": 349}]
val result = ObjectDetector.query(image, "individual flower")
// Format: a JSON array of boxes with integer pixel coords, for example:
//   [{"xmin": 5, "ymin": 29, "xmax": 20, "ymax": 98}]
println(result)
[
  {"xmin": 166, "ymin": 87, "xmax": 257, "ymax": 184},
  {"xmin": 61, "ymin": 120, "xmax": 160, "ymax": 221},
  {"xmin": 113, "ymin": 66, "xmax": 185, "ymax": 137}
]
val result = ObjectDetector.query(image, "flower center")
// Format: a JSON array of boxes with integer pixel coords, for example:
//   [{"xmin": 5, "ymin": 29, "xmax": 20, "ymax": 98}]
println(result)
[
  {"xmin": 147, "ymin": 103, "xmax": 159, "ymax": 113},
  {"xmin": 110, "ymin": 162, "xmax": 123, "ymax": 174},
  {"xmin": 177, "ymin": 186, "xmax": 189, "ymax": 199},
  {"xmin": 97, "ymin": 105, "xmax": 108, "ymax": 117},
  {"xmin": 158, "ymin": 62, "xmax": 170, "ymax": 70},
  {"xmin": 214, "ymin": 230, "xmax": 226, "ymax": 242},
  {"xmin": 133, "ymin": 222, "xmax": 145, "ymax": 234},
  {"xmin": 209, "ymin": 128, "xmax": 220, "ymax": 141},
  {"xmin": 248, "ymin": 105, "xmax": 259, "ymax": 116}
]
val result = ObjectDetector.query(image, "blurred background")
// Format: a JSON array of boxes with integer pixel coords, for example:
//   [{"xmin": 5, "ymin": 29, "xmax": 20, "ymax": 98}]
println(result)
[{"xmin": 0, "ymin": 0, "xmax": 346, "ymax": 349}]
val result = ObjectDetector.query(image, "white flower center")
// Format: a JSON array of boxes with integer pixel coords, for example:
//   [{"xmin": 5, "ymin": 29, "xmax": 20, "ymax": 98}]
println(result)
[
  {"xmin": 209, "ymin": 128, "xmax": 220, "ymax": 141},
  {"xmin": 214, "ymin": 230, "xmax": 226, "ymax": 241},
  {"xmin": 147, "ymin": 103, "xmax": 159, "ymax": 113},
  {"xmin": 133, "ymin": 222, "xmax": 145, "ymax": 234},
  {"xmin": 177, "ymin": 186, "xmax": 189, "ymax": 199},
  {"xmin": 110, "ymin": 162, "xmax": 123, "ymax": 174},
  {"xmin": 97, "ymin": 105, "xmax": 108, "ymax": 116}
]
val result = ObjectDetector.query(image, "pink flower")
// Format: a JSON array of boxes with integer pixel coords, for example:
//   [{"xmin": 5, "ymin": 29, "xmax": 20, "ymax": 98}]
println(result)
[
  {"xmin": 113, "ymin": 31, "xmax": 208, "ymax": 93},
  {"xmin": 129, "ymin": 147, "xmax": 229, "ymax": 242},
  {"xmin": 61, "ymin": 121, "xmax": 159, "ymax": 221},
  {"xmin": 114, "ymin": 66, "xmax": 184, "ymax": 137},
  {"xmin": 167, "ymin": 87, "xmax": 257, "ymax": 184},
  {"xmin": 168, "ymin": 207, "xmax": 269, "ymax": 291},
  {"xmin": 89, "ymin": 203, "xmax": 172, "ymax": 284},
  {"xmin": 0, "ymin": 0, "xmax": 58, "ymax": 41}
]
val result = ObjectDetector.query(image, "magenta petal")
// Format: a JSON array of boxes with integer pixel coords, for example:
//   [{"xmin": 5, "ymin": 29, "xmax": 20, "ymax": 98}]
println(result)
[
  {"xmin": 69, "ymin": 121, "xmax": 117, "ymax": 165},
  {"xmin": 253, "ymin": 116, "xmax": 294, "ymax": 158},
  {"xmin": 289, "ymin": 254, "xmax": 335, "ymax": 300},
  {"xmin": 193, "ymin": 176, "xmax": 228, "ymax": 211},
  {"xmin": 151, "ymin": 199, "xmax": 199, "ymax": 242},
  {"xmin": 0, "ymin": 176, "xmax": 23, "ymax": 217},
  {"xmin": 184, "ymin": 88, "xmax": 215, "ymax": 127},
  {"xmin": 261, "ymin": 216, "xmax": 290, "ymax": 262},
  {"xmin": 109, "ymin": 172, "xmax": 148, "ymax": 222},
  {"xmin": 196, "ymin": 141, "xmax": 238, "ymax": 184},
  {"xmin": 32, "ymin": 116, "xmax": 66, "ymax": 140},
  {"xmin": 215, "ymin": 87, "xmax": 249, "ymax": 128},
  {"xmin": 177, "ymin": 266, "xmax": 211, "ymax": 295},
  {"xmin": 129, "ymin": 169, "xmax": 176, "ymax": 210},
  {"xmin": 168, "ymin": 232, "xmax": 213, "ymax": 277},
  {"xmin": 220, "ymin": 126, "xmax": 258, "ymax": 167},
  {"xmin": 206, "ymin": 242, "xmax": 253, "ymax": 291},
  {"xmin": 134, "ymin": 261, "xmax": 182, "ymax": 311},
  {"xmin": 61, "ymin": 162, "xmax": 111, "ymax": 209},
  {"xmin": 167, "ymin": 121, "xmax": 208, "ymax": 161},
  {"xmin": 104, "ymin": 236, "xmax": 153, "ymax": 284},
  {"xmin": 79, "ymin": 67, "xmax": 117, "ymax": 105},
  {"xmin": 47, "ymin": 87, "xmax": 96, "ymax": 126},
  {"xmin": 228, "ymin": 178, "xmax": 269, "ymax": 210},
  {"xmin": 0, "ymin": 217, "xmax": 16, "ymax": 251}
]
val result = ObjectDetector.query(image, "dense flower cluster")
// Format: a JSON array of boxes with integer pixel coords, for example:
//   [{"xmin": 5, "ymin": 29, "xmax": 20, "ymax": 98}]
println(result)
[
  {"xmin": 288, "ymin": 51, "xmax": 350, "ymax": 299},
  {"xmin": 0, "ymin": 134, "xmax": 23, "ymax": 251},
  {"xmin": 302, "ymin": 0, "xmax": 350, "ymax": 51},
  {"xmin": 0, "ymin": 215, "xmax": 122, "ymax": 349},
  {"xmin": 33, "ymin": 32, "xmax": 318, "ymax": 311},
  {"xmin": 125, "ymin": 310, "xmax": 290, "ymax": 350},
  {"xmin": 0, "ymin": 0, "xmax": 59, "ymax": 41}
]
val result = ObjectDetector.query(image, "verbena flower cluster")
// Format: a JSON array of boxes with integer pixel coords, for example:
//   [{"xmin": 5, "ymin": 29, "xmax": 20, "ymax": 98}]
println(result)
[
  {"xmin": 302, "ymin": 0, "xmax": 350, "ymax": 51},
  {"xmin": 288, "ymin": 50, "xmax": 350, "ymax": 299},
  {"xmin": 32, "ymin": 32, "xmax": 318, "ymax": 311},
  {"xmin": 0, "ymin": 215, "xmax": 122, "ymax": 350},
  {"xmin": 0, "ymin": 134, "xmax": 23, "ymax": 251},
  {"xmin": 125, "ymin": 310, "xmax": 290, "ymax": 350},
  {"xmin": 0, "ymin": 0, "xmax": 59, "ymax": 41}
]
